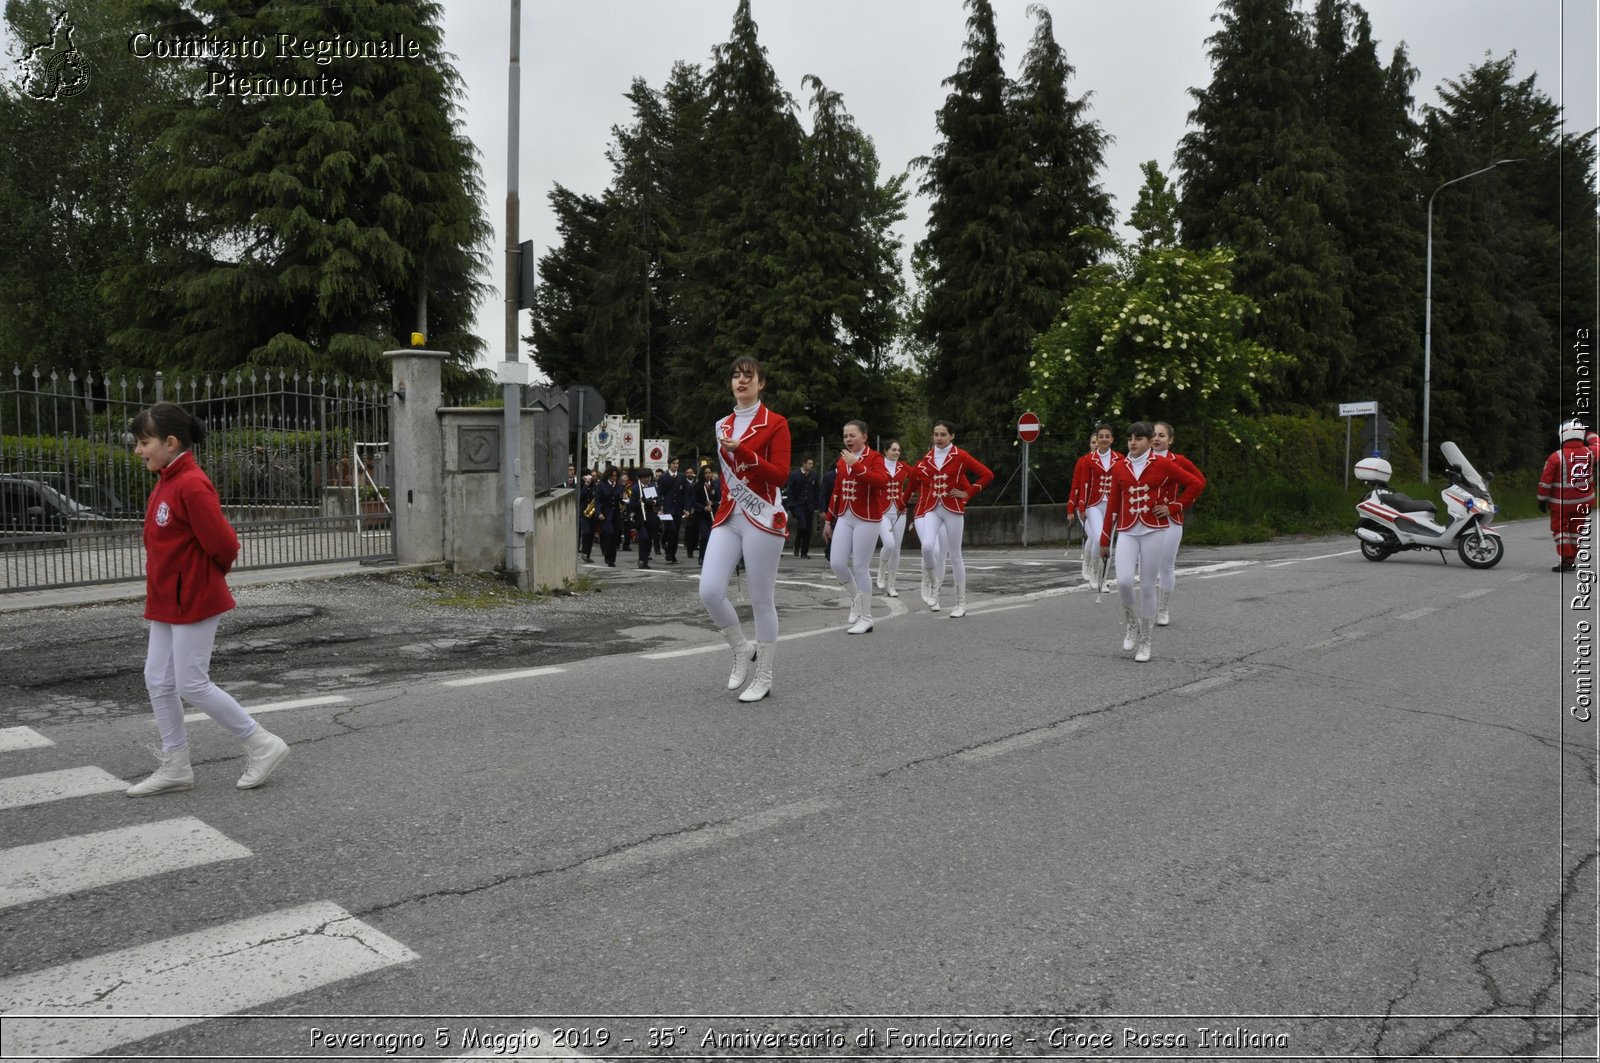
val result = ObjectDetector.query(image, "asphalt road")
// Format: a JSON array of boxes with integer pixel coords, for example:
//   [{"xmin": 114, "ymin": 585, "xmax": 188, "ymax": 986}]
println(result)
[{"xmin": 0, "ymin": 521, "xmax": 1594, "ymax": 1060}]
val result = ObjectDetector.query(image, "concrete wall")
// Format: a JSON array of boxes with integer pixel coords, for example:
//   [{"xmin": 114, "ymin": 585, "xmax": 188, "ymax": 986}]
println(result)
[
  {"xmin": 528, "ymin": 490, "xmax": 578, "ymax": 591},
  {"xmin": 959, "ymin": 503, "xmax": 1073, "ymax": 547}
]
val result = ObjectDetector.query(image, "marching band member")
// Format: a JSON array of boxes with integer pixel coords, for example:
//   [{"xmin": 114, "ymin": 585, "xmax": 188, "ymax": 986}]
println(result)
[
  {"xmin": 698, "ymin": 357, "xmax": 792, "ymax": 702},
  {"xmin": 876, "ymin": 440, "xmax": 911, "ymax": 598},
  {"xmin": 1067, "ymin": 423, "xmax": 1123, "ymax": 585},
  {"xmin": 824, "ymin": 420, "xmax": 889, "ymax": 634},
  {"xmin": 1150, "ymin": 421, "xmax": 1206, "ymax": 625},
  {"xmin": 911, "ymin": 420, "xmax": 993, "ymax": 618},
  {"xmin": 1100, "ymin": 421, "xmax": 1203, "ymax": 662}
]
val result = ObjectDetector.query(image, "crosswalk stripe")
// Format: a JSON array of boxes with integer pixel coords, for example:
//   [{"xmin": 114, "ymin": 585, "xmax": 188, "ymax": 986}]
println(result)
[
  {"xmin": 0, "ymin": 901, "xmax": 419, "ymax": 1057},
  {"xmin": 441, "ymin": 666, "xmax": 566, "ymax": 687},
  {"xmin": 184, "ymin": 694, "xmax": 348, "ymax": 723},
  {"xmin": 0, "ymin": 727, "xmax": 53, "ymax": 753},
  {"xmin": 0, "ymin": 817, "xmax": 251, "ymax": 911},
  {"xmin": 0, "ymin": 766, "xmax": 126, "ymax": 810}
]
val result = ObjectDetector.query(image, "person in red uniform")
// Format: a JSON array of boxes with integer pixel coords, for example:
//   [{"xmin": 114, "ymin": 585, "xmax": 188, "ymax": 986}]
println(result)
[
  {"xmin": 1538, "ymin": 420, "xmax": 1594, "ymax": 572},
  {"xmin": 910, "ymin": 420, "xmax": 994, "ymax": 618},
  {"xmin": 125, "ymin": 402, "xmax": 290, "ymax": 796},
  {"xmin": 699, "ymin": 356, "xmax": 792, "ymax": 702},
  {"xmin": 1100, "ymin": 421, "xmax": 1204, "ymax": 662},
  {"xmin": 1067, "ymin": 423, "xmax": 1123, "ymax": 585},
  {"xmin": 876, "ymin": 440, "xmax": 912, "ymax": 598},
  {"xmin": 824, "ymin": 420, "xmax": 889, "ymax": 634},
  {"xmin": 1150, "ymin": 421, "xmax": 1207, "ymax": 626}
]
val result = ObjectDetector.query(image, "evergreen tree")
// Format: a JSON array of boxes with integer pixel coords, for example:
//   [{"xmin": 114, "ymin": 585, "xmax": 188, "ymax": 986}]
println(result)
[
  {"xmin": 1176, "ymin": 0, "xmax": 1354, "ymax": 404},
  {"xmin": 103, "ymin": 0, "xmax": 491, "ymax": 381},
  {"xmin": 1420, "ymin": 55, "xmax": 1595, "ymax": 470},
  {"xmin": 1010, "ymin": 4, "xmax": 1114, "ymax": 335},
  {"xmin": 913, "ymin": 0, "xmax": 1034, "ymax": 436}
]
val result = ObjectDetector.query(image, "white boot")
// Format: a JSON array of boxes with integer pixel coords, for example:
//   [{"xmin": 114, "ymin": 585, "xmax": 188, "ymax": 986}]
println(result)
[
  {"xmin": 1134, "ymin": 617, "xmax": 1154, "ymax": 663},
  {"xmin": 844, "ymin": 587, "xmax": 861, "ymax": 627},
  {"xmin": 1081, "ymin": 553, "xmax": 1093, "ymax": 584},
  {"xmin": 127, "ymin": 745, "xmax": 194, "ymax": 797},
  {"xmin": 1121, "ymin": 607, "xmax": 1137, "ymax": 652},
  {"xmin": 928, "ymin": 571, "xmax": 943, "ymax": 612},
  {"xmin": 237, "ymin": 727, "xmax": 290, "ymax": 789},
  {"xmin": 885, "ymin": 557, "xmax": 899, "ymax": 597},
  {"xmin": 919, "ymin": 568, "xmax": 934, "ymax": 607},
  {"xmin": 950, "ymin": 583, "xmax": 967, "ymax": 618},
  {"xmin": 847, "ymin": 591, "xmax": 874, "ymax": 634},
  {"xmin": 875, "ymin": 554, "xmax": 886, "ymax": 590},
  {"xmin": 720, "ymin": 625, "xmax": 756, "ymax": 690},
  {"xmin": 1157, "ymin": 587, "xmax": 1172, "ymax": 627},
  {"xmin": 738, "ymin": 641, "xmax": 776, "ymax": 702}
]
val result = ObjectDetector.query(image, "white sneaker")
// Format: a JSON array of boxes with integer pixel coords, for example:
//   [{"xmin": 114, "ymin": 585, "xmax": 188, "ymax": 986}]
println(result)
[
  {"xmin": 127, "ymin": 746, "xmax": 194, "ymax": 797},
  {"xmin": 237, "ymin": 728, "xmax": 289, "ymax": 789}
]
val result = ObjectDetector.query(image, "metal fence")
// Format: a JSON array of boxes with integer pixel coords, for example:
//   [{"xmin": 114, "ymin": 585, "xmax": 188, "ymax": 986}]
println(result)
[
  {"xmin": 785, "ymin": 434, "xmax": 1069, "ymax": 508},
  {"xmin": 1, "ymin": 366, "xmax": 393, "ymax": 593}
]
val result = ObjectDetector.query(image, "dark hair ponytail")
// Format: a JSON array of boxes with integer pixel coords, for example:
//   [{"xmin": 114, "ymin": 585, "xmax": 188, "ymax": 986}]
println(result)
[{"xmin": 130, "ymin": 402, "xmax": 207, "ymax": 448}]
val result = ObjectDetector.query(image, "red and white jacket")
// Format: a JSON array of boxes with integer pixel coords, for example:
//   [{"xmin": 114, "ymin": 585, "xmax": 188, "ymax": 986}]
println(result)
[
  {"xmin": 882, "ymin": 458, "xmax": 912, "ymax": 518},
  {"xmin": 911, "ymin": 446, "xmax": 994, "ymax": 517},
  {"xmin": 712, "ymin": 403, "xmax": 792, "ymax": 538},
  {"xmin": 827, "ymin": 447, "xmax": 889, "ymax": 522},
  {"xmin": 143, "ymin": 450, "xmax": 240, "ymax": 624},
  {"xmin": 1539, "ymin": 440, "xmax": 1594, "ymax": 510},
  {"xmin": 1067, "ymin": 448, "xmax": 1125, "ymax": 518},
  {"xmin": 1100, "ymin": 453, "xmax": 1204, "ymax": 547},
  {"xmin": 1150, "ymin": 448, "xmax": 1206, "ymax": 526}
]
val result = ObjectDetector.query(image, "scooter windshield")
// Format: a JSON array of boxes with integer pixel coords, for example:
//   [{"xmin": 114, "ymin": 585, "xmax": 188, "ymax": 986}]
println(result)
[{"xmin": 1440, "ymin": 441, "xmax": 1489, "ymax": 494}]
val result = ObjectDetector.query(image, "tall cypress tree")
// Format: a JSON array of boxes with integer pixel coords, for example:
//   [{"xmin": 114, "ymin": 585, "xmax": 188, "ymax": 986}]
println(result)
[
  {"xmin": 1176, "ymin": 0, "xmax": 1354, "ymax": 404},
  {"xmin": 1009, "ymin": 4, "xmax": 1113, "ymax": 337},
  {"xmin": 105, "ymin": 0, "xmax": 491, "ymax": 379}
]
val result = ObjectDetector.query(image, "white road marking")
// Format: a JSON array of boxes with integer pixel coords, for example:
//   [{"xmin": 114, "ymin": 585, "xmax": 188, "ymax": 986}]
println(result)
[
  {"xmin": 584, "ymin": 796, "xmax": 839, "ymax": 875},
  {"xmin": 1265, "ymin": 549, "xmax": 1362, "ymax": 567},
  {"xmin": 1306, "ymin": 630, "xmax": 1369, "ymax": 651},
  {"xmin": 0, "ymin": 767, "xmax": 126, "ymax": 811},
  {"xmin": 1506, "ymin": 573, "xmax": 1530, "ymax": 582},
  {"xmin": 1458, "ymin": 588, "xmax": 1494, "ymax": 599},
  {"xmin": 184, "ymin": 694, "xmax": 348, "ymax": 723},
  {"xmin": 441, "ymin": 666, "xmax": 567, "ymax": 687},
  {"xmin": 641, "ymin": 625, "xmax": 840, "ymax": 661},
  {"xmin": 1396, "ymin": 607, "xmax": 1438, "ymax": 621},
  {"xmin": 963, "ymin": 603, "xmax": 1038, "ymax": 617},
  {"xmin": 1172, "ymin": 668, "xmax": 1257, "ymax": 697},
  {"xmin": 0, "ymin": 817, "xmax": 251, "ymax": 911},
  {"xmin": 0, "ymin": 901, "xmax": 418, "ymax": 1057},
  {"xmin": 956, "ymin": 718, "xmax": 1093, "ymax": 762},
  {"xmin": 0, "ymin": 727, "xmax": 52, "ymax": 753}
]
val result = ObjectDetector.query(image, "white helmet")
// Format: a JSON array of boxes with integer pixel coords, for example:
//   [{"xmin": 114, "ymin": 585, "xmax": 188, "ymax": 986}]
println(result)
[{"xmin": 1560, "ymin": 419, "xmax": 1587, "ymax": 443}]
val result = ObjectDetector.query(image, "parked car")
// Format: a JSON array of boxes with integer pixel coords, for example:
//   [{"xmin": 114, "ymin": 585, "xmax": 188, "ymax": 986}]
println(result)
[
  {"xmin": 0, "ymin": 475, "xmax": 111, "ymax": 534},
  {"xmin": 8, "ymin": 470, "xmax": 142, "ymax": 519}
]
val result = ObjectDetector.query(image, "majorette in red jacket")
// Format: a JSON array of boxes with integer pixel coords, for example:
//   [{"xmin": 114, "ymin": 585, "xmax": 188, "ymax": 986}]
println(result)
[
  {"xmin": 1067, "ymin": 448, "xmax": 1126, "ymax": 518},
  {"xmin": 143, "ymin": 450, "xmax": 240, "ymax": 624},
  {"xmin": 827, "ymin": 446, "xmax": 890, "ymax": 522},
  {"xmin": 911, "ymin": 446, "xmax": 994, "ymax": 518},
  {"xmin": 1100, "ymin": 453, "xmax": 1205, "ymax": 547},
  {"xmin": 882, "ymin": 458, "xmax": 912, "ymax": 517},
  {"xmin": 712, "ymin": 403, "xmax": 792, "ymax": 537},
  {"xmin": 1150, "ymin": 448, "xmax": 1207, "ymax": 526}
]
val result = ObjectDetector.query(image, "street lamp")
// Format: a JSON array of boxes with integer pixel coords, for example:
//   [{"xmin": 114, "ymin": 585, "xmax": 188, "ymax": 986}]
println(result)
[{"xmin": 1422, "ymin": 157, "xmax": 1525, "ymax": 482}]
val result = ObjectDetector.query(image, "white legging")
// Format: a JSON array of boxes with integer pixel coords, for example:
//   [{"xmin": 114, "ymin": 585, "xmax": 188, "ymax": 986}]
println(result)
[
  {"xmin": 1081, "ymin": 502, "xmax": 1108, "ymax": 565},
  {"xmin": 698, "ymin": 517, "xmax": 785, "ymax": 642},
  {"xmin": 145, "ymin": 616, "xmax": 259, "ymax": 752},
  {"xmin": 1114, "ymin": 528, "xmax": 1162, "ymax": 618},
  {"xmin": 878, "ymin": 509, "xmax": 907, "ymax": 572},
  {"xmin": 830, "ymin": 511, "xmax": 880, "ymax": 596},
  {"xmin": 916, "ymin": 506, "xmax": 967, "ymax": 585},
  {"xmin": 1157, "ymin": 521, "xmax": 1184, "ymax": 592}
]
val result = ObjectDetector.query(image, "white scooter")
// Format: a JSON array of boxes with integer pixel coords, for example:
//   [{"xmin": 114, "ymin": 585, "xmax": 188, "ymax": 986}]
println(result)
[{"xmin": 1353, "ymin": 442, "xmax": 1504, "ymax": 568}]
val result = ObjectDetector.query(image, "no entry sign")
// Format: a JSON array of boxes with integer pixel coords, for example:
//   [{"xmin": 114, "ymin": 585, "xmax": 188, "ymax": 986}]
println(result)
[{"xmin": 1017, "ymin": 412, "xmax": 1041, "ymax": 442}]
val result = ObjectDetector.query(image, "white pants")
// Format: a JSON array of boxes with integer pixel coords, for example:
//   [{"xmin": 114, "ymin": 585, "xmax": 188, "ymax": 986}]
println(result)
[
  {"xmin": 1157, "ymin": 521, "xmax": 1184, "ymax": 593},
  {"xmin": 1114, "ymin": 528, "xmax": 1162, "ymax": 619},
  {"xmin": 1081, "ymin": 502, "xmax": 1108, "ymax": 564},
  {"xmin": 145, "ymin": 616, "xmax": 258, "ymax": 752},
  {"xmin": 830, "ymin": 511, "xmax": 880, "ymax": 596},
  {"xmin": 916, "ymin": 506, "xmax": 967, "ymax": 585},
  {"xmin": 878, "ymin": 509, "xmax": 907, "ymax": 572},
  {"xmin": 699, "ymin": 518, "xmax": 785, "ymax": 642}
]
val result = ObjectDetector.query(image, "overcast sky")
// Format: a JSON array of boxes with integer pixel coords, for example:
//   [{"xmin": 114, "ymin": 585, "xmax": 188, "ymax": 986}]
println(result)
[{"xmin": 436, "ymin": 1, "xmax": 1596, "ymax": 374}]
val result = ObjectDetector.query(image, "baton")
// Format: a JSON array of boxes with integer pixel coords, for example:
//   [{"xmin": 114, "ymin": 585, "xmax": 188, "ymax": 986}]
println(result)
[{"xmin": 1095, "ymin": 525, "xmax": 1117, "ymax": 604}]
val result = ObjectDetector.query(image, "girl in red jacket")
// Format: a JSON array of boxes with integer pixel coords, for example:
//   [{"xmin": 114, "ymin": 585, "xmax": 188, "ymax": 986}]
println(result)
[
  {"xmin": 875, "ymin": 440, "xmax": 911, "ymax": 598},
  {"xmin": 824, "ymin": 420, "xmax": 889, "ymax": 634},
  {"xmin": 1067, "ymin": 423, "xmax": 1123, "ymax": 585},
  {"xmin": 698, "ymin": 357, "xmax": 791, "ymax": 702},
  {"xmin": 1099, "ymin": 421, "xmax": 1204, "ymax": 662},
  {"xmin": 910, "ymin": 420, "xmax": 994, "ymax": 618},
  {"xmin": 1150, "ymin": 421, "xmax": 1206, "ymax": 626},
  {"xmin": 125, "ymin": 403, "xmax": 289, "ymax": 796}
]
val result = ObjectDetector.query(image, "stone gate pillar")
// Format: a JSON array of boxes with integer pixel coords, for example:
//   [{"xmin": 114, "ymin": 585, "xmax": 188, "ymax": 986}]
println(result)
[{"xmin": 383, "ymin": 348, "xmax": 448, "ymax": 565}]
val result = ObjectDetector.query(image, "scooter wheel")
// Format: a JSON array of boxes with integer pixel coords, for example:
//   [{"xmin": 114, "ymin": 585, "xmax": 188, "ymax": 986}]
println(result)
[
  {"xmin": 1360, "ymin": 540, "xmax": 1391, "ymax": 562},
  {"xmin": 1458, "ymin": 533, "xmax": 1503, "ymax": 569}
]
